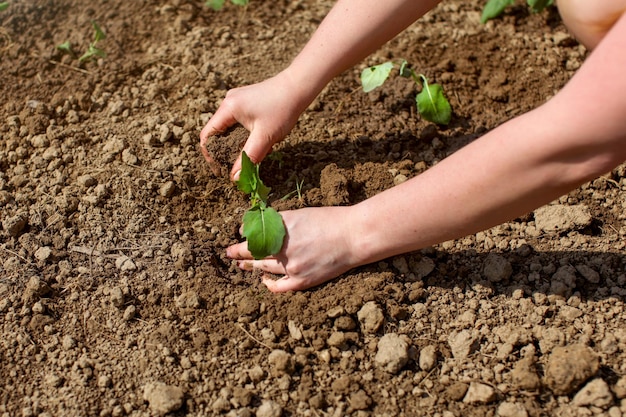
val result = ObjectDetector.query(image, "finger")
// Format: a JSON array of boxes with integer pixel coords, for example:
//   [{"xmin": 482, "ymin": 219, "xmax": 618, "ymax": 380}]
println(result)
[
  {"xmin": 230, "ymin": 128, "xmax": 275, "ymax": 181},
  {"xmin": 237, "ymin": 259, "xmax": 285, "ymax": 275},
  {"xmin": 199, "ymin": 104, "xmax": 238, "ymax": 145},
  {"xmin": 226, "ymin": 241, "xmax": 253, "ymax": 260},
  {"xmin": 199, "ymin": 106, "xmax": 238, "ymax": 173},
  {"xmin": 262, "ymin": 275, "xmax": 308, "ymax": 293}
]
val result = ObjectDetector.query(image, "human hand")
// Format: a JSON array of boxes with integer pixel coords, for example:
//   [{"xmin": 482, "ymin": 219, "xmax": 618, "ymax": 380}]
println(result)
[
  {"xmin": 226, "ymin": 206, "xmax": 364, "ymax": 292},
  {"xmin": 200, "ymin": 71, "xmax": 307, "ymax": 181}
]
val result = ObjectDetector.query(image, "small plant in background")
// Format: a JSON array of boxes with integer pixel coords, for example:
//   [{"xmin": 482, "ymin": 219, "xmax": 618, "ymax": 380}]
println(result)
[
  {"xmin": 361, "ymin": 60, "xmax": 452, "ymax": 125},
  {"xmin": 236, "ymin": 151, "xmax": 285, "ymax": 260},
  {"xmin": 0, "ymin": 2, "xmax": 9, "ymax": 12},
  {"xmin": 481, "ymin": 0, "xmax": 554, "ymax": 23},
  {"xmin": 205, "ymin": 0, "xmax": 249, "ymax": 11},
  {"xmin": 56, "ymin": 21, "xmax": 106, "ymax": 62}
]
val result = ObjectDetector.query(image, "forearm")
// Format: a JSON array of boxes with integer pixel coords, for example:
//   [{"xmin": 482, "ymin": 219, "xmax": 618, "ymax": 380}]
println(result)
[
  {"xmin": 283, "ymin": 0, "xmax": 441, "ymax": 107},
  {"xmin": 347, "ymin": 12, "xmax": 626, "ymax": 265}
]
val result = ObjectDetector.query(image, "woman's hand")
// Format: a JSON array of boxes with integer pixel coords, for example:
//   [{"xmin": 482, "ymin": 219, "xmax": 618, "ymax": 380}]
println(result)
[
  {"xmin": 200, "ymin": 71, "xmax": 308, "ymax": 180},
  {"xmin": 226, "ymin": 206, "xmax": 364, "ymax": 292}
]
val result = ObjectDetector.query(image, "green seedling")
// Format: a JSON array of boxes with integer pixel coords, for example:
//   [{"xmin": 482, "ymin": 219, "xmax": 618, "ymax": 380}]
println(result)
[
  {"xmin": 361, "ymin": 60, "xmax": 451, "ymax": 125},
  {"xmin": 481, "ymin": 0, "xmax": 553, "ymax": 23},
  {"xmin": 236, "ymin": 151, "xmax": 286, "ymax": 260},
  {"xmin": 0, "ymin": 2, "xmax": 9, "ymax": 12},
  {"xmin": 57, "ymin": 21, "xmax": 106, "ymax": 62},
  {"xmin": 205, "ymin": 0, "xmax": 249, "ymax": 11},
  {"xmin": 281, "ymin": 177, "xmax": 305, "ymax": 202}
]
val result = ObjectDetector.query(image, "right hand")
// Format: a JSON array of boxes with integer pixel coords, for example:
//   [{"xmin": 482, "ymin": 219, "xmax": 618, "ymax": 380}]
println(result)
[{"xmin": 200, "ymin": 71, "xmax": 306, "ymax": 181}]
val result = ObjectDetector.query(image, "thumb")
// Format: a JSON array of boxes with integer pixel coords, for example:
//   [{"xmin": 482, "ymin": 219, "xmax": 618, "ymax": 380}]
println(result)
[{"xmin": 230, "ymin": 128, "xmax": 277, "ymax": 181}]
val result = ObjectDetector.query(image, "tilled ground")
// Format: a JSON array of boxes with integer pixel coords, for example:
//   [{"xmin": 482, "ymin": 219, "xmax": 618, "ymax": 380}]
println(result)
[{"xmin": 1, "ymin": 1, "xmax": 626, "ymax": 416}]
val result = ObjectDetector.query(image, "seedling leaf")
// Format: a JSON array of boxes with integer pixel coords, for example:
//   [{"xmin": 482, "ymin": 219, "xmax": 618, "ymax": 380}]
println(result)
[
  {"xmin": 0, "ymin": 2, "xmax": 9, "ymax": 12},
  {"xmin": 237, "ymin": 152, "xmax": 270, "ymax": 203},
  {"xmin": 231, "ymin": 0, "xmax": 249, "ymax": 5},
  {"xmin": 360, "ymin": 62, "xmax": 394, "ymax": 93},
  {"xmin": 56, "ymin": 41, "xmax": 74, "ymax": 55},
  {"xmin": 417, "ymin": 75, "xmax": 451, "ymax": 125},
  {"xmin": 92, "ymin": 21, "xmax": 106, "ymax": 43},
  {"xmin": 480, "ymin": 0, "xmax": 514, "ymax": 23},
  {"xmin": 79, "ymin": 45, "xmax": 106, "ymax": 62},
  {"xmin": 242, "ymin": 205, "xmax": 285, "ymax": 259},
  {"xmin": 237, "ymin": 151, "xmax": 258, "ymax": 195},
  {"xmin": 527, "ymin": 0, "xmax": 553, "ymax": 13},
  {"xmin": 205, "ymin": 0, "xmax": 226, "ymax": 10}
]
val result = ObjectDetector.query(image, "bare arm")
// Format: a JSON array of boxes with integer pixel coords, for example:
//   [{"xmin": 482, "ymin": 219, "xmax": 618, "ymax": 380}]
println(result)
[
  {"xmin": 228, "ymin": 12, "xmax": 626, "ymax": 292},
  {"xmin": 351, "ymin": 12, "xmax": 626, "ymax": 265},
  {"xmin": 201, "ymin": 0, "xmax": 441, "ymax": 179}
]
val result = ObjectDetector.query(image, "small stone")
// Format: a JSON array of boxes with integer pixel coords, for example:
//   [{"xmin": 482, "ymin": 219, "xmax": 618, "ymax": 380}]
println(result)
[
  {"xmin": 412, "ymin": 256, "xmax": 436, "ymax": 279},
  {"xmin": 327, "ymin": 331, "xmax": 348, "ymax": 350},
  {"xmin": 463, "ymin": 382, "xmax": 496, "ymax": 404},
  {"xmin": 446, "ymin": 382, "xmax": 469, "ymax": 401},
  {"xmin": 287, "ymin": 320, "xmax": 302, "ymax": 340},
  {"xmin": 256, "ymin": 400, "xmax": 282, "ymax": 417},
  {"xmin": 98, "ymin": 375, "xmax": 112, "ymax": 388},
  {"xmin": 419, "ymin": 345, "xmax": 438, "ymax": 371},
  {"xmin": 534, "ymin": 204, "xmax": 592, "ymax": 232},
  {"xmin": 613, "ymin": 376, "xmax": 626, "ymax": 399},
  {"xmin": 30, "ymin": 134, "xmax": 49, "ymax": 148},
  {"xmin": 77, "ymin": 174, "xmax": 97, "ymax": 187},
  {"xmin": 34, "ymin": 246, "xmax": 53, "ymax": 262},
  {"xmin": 45, "ymin": 373, "xmax": 63, "ymax": 388},
  {"xmin": 268, "ymin": 349, "xmax": 294, "ymax": 376},
  {"xmin": 510, "ymin": 356, "xmax": 541, "ymax": 391},
  {"xmin": 334, "ymin": 316, "xmax": 357, "ymax": 331},
  {"xmin": 544, "ymin": 344, "xmax": 600, "ymax": 395},
  {"xmin": 159, "ymin": 125, "xmax": 172, "ymax": 143},
  {"xmin": 572, "ymin": 378, "xmax": 614, "ymax": 408},
  {"xmin": 448, "ymin": 329, "xmax": 478, "ymax": 359},
  {"xmin": 212, "ymin": 397, "xmax": 231, "ymax": 413},
  {"xmin": 576, "ymin": 264, "xmax": 600, "ymax": 284},
  {"xmin": 143, "ymin": 382, "xmax": 185, "ymax": 416},
  {"xmin": 123, "ymin": 305, "xmax": 136, "ymax": 321},
  {"xmin": 375, "ymin": 333, "xmax": 409, "ymax": 374},
  {"xmin": 62, "ymin": 335, "xmax": 77, "ymax": 350},
  {"xmin": 3, "ymin": 213, "xmax": 28, "ymax": 237},
  {"xmin": 159, "ymin": 181, "xmax": 176, "ymax": 198},
  {"xmin": 115, "ymin": 256, "xmax": 136, "ymax": 272},
  {"xmin": 175, "ymin": 291, "xmax": 201, "ymax": 309},
  {"xmin": 483, "ymin": 253, "xmax": 512, "ymax": 283},
  {"xmin": 121, "ymin": 148, "xmax": 138, "ymax": 165},
  {"xmin": 107, "ymin": 100, "xmax": 126, "ymax": 116},
  {"xmin": 110, "ymin": 287, "xmax": 125, "ymax": 309},
  {"xmin": 497, "ymin": 401, "xmax": 529, "ymax": 417},
  {"xmin": 349, "ymin": 389, "xmax": 372, "ymax": 410},
  {"xmin": 357, "ymin": 302, "xmax": 385, "ymax": 334}
]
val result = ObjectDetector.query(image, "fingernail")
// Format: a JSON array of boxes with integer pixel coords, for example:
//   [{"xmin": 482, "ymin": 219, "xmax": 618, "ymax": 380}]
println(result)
[{"xmin": 233, "ymin": 170, "xmax": 241, "ymax": 181}]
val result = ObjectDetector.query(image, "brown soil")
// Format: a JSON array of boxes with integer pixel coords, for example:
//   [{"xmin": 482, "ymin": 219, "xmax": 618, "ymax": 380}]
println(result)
[{"xmin": 1, "ymin": 1, "xmax": 626, "ymax": 416}]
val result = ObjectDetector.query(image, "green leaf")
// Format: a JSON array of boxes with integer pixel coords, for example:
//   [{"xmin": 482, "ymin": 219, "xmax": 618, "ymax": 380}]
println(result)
[
  {"xmin": 92, "ymin": 21, "xmax": 106, "ymax": 43},
  {"xmin": 416, "ymin": 75, "xmax": 451, "ymax": 125},
  {"xmin": 56, "ymin": 41, "xmax": 74, "ymax": 54},
  {"xmin": 0, "ymin": 2, "xmax": 9, "ymax": 12},
  {"xmin": 79, "ymin": 45, "xmax": 106, "ymax": 62},
  {"xmin": 205, "ymin": 0, "xmax": 225, "ymax": 10},
  {"xmin": 527, "ymin": 0, "xmax": 553, "ymax": 13},
  {"xmin": 242, "ymin": 206, "xmax": 285, "ymax": 259},
  {"xmin": 237, "ymin": 151, "xmax": 270, "ymax": 204},
  {"xmin": 231, "ymin": 0, "xmax": 249, "ymax": 5},
  {"xmin": 360, "ymin": 62, "xmax": 394, "ymax": 93},
  {"xmin": 480, "ymin": 0, "xmax": 514, "ymax": 23},
  {"xmin": 236, "ymin": 151, "xmax": 258, "ymax": 195}
]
